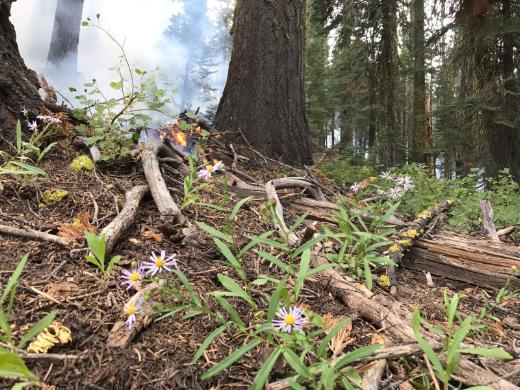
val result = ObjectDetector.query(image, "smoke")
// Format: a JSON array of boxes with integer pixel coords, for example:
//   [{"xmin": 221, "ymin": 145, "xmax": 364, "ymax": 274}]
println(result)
[{"xmin": 11, "ymin": 0, "xmax": 231, "ymax": 113}]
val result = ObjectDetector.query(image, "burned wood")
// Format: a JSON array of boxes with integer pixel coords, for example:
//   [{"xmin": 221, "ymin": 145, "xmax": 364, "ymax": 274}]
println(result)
[
  {"xmin": 141, "ymin": 141, "xmax": 185, "ymax": 224},
  {"xmin": 386, "ymin": 200, "xmax": 453, "ymax": 295},
  {"xmin": 100, "ymin": 184, "xmax": 148, "ymax": 257},
  {"xmin": 0, "ymin": 224, "xmax": 71, "ymax": 247}
]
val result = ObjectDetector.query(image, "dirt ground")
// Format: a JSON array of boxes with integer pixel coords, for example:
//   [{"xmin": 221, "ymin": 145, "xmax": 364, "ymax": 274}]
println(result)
[{"xmin": 1, "ymin": 140, "xmax": 519, "ymax": 389}]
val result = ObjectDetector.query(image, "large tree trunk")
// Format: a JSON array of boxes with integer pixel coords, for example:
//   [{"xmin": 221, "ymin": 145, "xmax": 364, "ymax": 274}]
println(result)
[
  {"xmin": 380, "ymin": 0, "xmax": 398, "ymax": 166},
  {"xmin": 47, "ymin": 0, "xmax": 84, "ymax": 76},
  {"xmin": 0, "ymin": 0, "xmax": 41, "ymax": 136},
  {"xmin": 214, "ymin": 0, "xmax": 313, "ymax": 166},
  {"xmin": 411, "ymin": 0, "xmax": 427, "ymax": 164}
]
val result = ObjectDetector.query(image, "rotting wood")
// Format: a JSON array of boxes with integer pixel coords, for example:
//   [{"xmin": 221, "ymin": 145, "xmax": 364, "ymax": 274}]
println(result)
[
  {"xmin": 107, "ymin": 281, "xmax": 162, "ymax": 348},
  {"xmin": 481, "ymin": 200, "xmax": 499, "ymax": 241},
  {"xmin": 403, "ymin": 231, "xmax": 520, "ymax": 289},
  {"xmin": 0, "ymin": 224, "xmax": 71, "ymax": 247},
  {"xmin": 141, "ymin": 141, "xmax": 185, "ymax": 224},
  {"xmin": 386, "ymin": 200, "xmax": 453, "ymax": 295},
  {"xmin": 101, "ymin": 184, "xmax": 149, "ymax": 257}
]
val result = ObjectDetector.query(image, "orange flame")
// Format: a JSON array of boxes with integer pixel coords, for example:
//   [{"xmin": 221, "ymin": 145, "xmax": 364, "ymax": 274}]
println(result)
[{"xmin": 172, "ymin": 131, "xmax": 187, "ymax": 147}]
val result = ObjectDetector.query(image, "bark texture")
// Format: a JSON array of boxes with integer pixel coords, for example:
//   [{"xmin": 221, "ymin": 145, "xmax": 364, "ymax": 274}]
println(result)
[
  {"xmin": 214, "ymin": 0, "xmax": 313, "ymax": 166},
  {"xmin": 0, "ymin": 0, "xmax": 41, "ymax": 135},
  {"xmin": 412, "ymin": 0, "xmax": 427, "ymax": 163},
  {"xmin": 47, "ymin": 0, "xmax": 84, "ymax": 75}
]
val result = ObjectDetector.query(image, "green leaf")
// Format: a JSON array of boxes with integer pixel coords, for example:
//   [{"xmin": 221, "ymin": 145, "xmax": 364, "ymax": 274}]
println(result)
[
  {"xmin": 363, "ymin": 257, "xmax": 373, "ymax": 291},
  {"xmin": 217, "ymin": 274, "xmax": 257, "ymax": 310},
  {"xmin": 1, "ymin": 254, "xmax": 29, "ymax": 312},
  {"xmin": 294, "ymin": 249, "xmax": 311, "ymax": 301},
  {"xmin": 252, "ymin": 347, "xmax": 284, "ymax": 390},
  {"xmin": 201, "ymin": 338, "xmax": 262, "ymax": 379},
  {"xmin": 0, "ymin": 309, "xmax": 12, "ymax": 342},
  {"xmin": 174, "ymin": 270, "xmax": 202, "ymax": 308},
  {"xmin": 282, "ymin": 347, "xmax": 310, "ymax": 378},
  {"xmin": 3, "ymin": 161, "xmax": 47, "ymax": 176},
  {"xmin": 85, "ymin": 255, "xmax": 103, "ymax": 272},
  {"xmin": 215, "ymin": 296, "xmax": 246, "ymax": 330},
  {"xmin": 256, "ymin": 250, "xmax": 293, "ymax": 274},
  {"xmin": 109, "ymin": 81, "xmax": 123, "ymax": 90},
  {"xmin": 18, "ymin": 311, "xmax": 56, "ymax": 348},
  {"xmin": 238, "ymin": 231, "xmax": 276, "ymax": 258},
  {"xmin": 268, "ymin": 277, "xmax": 288, "ymax": 324},
  {"xmin": 37, "ymin": 142, "xmax": 57, "ymax": 162},
  {"xmin": 214, "ymin": 238, "xmax": 245, "ymax": 280},
  {"xmin": 229, "ymin": 196, "xmax": 252, "ymax": 222},
  {"xmin": 192, "ymin": 324, "xmax": 229, "ymax": 363},
  {"xmin": 195, "ymin": 221, "xmax": 234, "ymax": 244},
  {"xmin": 334, "ymin": 344, "xmax": 382, "ymax": 370},
  {"xmin": 446, "ymin": 293, "xmax": 459, "ymax": 330},
  {"xmin": 84, "ymin": 232, "xmax": 106, "ymax": 262},
  {"xmin": 179, "ymin": 121, "xmax": 191, "ymax": 131},
  {"xmin": 16, "ymin": 120, "xmax": 22, "ymax": 153},
  {"xmin": 0, "ymin": 348, "xmax": 36, "ymax": 380},
  {"xmin": 412, "ymin": 309, "xmax": 447, "ymax": 380},
  {"xmin": 106, "ymin": 255, "xmax": 122, "ymax": 274},
  {"xmin": 446, "ymin": 317, "xmax": 473, "ymax": 373},
  {"xmin": 458, "ymin": 347, "xmax": 512, "ymax": 360}
]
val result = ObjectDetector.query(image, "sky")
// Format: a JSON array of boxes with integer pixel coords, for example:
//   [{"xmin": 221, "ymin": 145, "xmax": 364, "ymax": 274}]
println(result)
[{"xmin": 11, "ymin": 0, "xmax": 228, "ymax": 109}]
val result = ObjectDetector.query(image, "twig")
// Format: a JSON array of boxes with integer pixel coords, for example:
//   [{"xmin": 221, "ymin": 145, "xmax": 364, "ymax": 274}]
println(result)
[
  {"xmin": 424, "ymin": 353, "xmax": 441, "ymax": 390},
  {"xmin": 229, "ymin": 143, "xmax": 259, "ymax": 183},
  {"xmin": 29, "ymin": 286, "xmax": 61, "ymax": 304},
  {"xmin": 0, "ymin": 224, "xmax": 71, "ymax": 247},
  {"xmin": 88, "ymin": 192, "xmax": 100, "ymax": 226},
  {"xmin": 0, "ymin": 342, "xmax": 83, "ymax": 362}
]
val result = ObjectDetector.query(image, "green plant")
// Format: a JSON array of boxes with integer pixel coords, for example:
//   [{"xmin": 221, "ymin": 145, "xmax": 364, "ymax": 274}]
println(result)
[
  {"xmin": 412, "ymin": 292, "xmax": 512, "ymax": 390},
  {"xmin": 0, "ymin": 254, "xmax": 56, "ymax": 388},
  {"xmin": 84, "ymin": 231, "xmax": 121, "ymax": 274}
]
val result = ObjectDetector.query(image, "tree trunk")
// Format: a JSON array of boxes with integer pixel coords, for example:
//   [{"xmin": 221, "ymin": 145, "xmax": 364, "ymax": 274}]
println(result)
[
  {"xmin": 214, "ymin": 0, "xmax": 313, "ymax": 166},
  {"xmin": 0, "ymin": 0, "xmax": 41, "ymax": 136},
  {"xmin": 412, "ymin": 0, "xmax": 427, "ymax": 164},
  {"xmin": 47, "ymin": 0, "xmax": 84, "ymax": 76},
  {"xmin": 380, "ymin": 0, "xmax": 398, "ymax": 166}
]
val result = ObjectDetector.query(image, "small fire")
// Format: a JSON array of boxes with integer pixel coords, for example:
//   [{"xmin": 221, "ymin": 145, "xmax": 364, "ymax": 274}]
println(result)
[{"xmin": 172, "ymin": 131, "xmax": 188, "ymax": 147}]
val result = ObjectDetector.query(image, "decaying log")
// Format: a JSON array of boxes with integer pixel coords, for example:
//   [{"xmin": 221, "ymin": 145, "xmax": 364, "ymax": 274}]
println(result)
[
  {"xmin": 387, "ymin": 200, "xmax": 453, "ymax": 295},
  {"xmin": 481, "ymin": 200, "xmax": 499, "ymax": 241},
  {"xmin": 141, "ymin": 141, "xmax": 185, "ymax": 224},
  {"xmin": 404, "ymin": 231, "xmax": 520, "ymax": 289},
  {"xmin": 0, "ymin": 224, "xmax": 71, "ymax": 247},
  {"xmin": 107, "ymin": 281, "xmax": 162, "ymax": 348},
  {"xmin": 101, "ymin": 185, "xmax": 148, "ymax": 257}
]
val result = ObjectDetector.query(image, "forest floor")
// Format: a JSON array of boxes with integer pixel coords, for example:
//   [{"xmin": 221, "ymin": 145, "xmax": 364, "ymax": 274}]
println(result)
[{"xmin": 1, "ymin": 135, "xmax": 519, "ymax": 390}]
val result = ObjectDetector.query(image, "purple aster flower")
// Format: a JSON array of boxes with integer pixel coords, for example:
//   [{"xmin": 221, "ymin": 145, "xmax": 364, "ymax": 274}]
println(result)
[
  {"xmin": 121, "ymin": 263, "xmax": 144, "ymax": 291},
  {"xmin": 395, "ymin": 175, "xmax": 413, "ymax": 190},
  {"xmin": 350, "ymin": 182, "xmax": 362, "ymax": 193},
  {"xmin": 387, "ymin": 187, "xmax": 404, "ymax": 199},
  {"xmin": 143, "ymin": 250, "xmax": 177, "ymax": 276},
  {"xmin": 197, "ymin": 160, "xmax": 224, "ymax": 181},
  {"xmin": 380, "ymin": 171, "xmax": 393, "ymax": 181},
  {"xmin": 28, "ymin": 121, "xmax": 38, "ymax": 131},
  {"xmin": 124, "ymin": 299, "xmax": 143, "ymax": 330},
  {"xmin": 272, "ymin": 306, "xmax": 308, "ymax": 333}
]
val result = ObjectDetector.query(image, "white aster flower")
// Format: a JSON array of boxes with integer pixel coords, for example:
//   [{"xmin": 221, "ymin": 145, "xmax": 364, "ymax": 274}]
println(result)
[{"xmin": 143, "ymin": 250, "xmax": 177, "ymax": 276}]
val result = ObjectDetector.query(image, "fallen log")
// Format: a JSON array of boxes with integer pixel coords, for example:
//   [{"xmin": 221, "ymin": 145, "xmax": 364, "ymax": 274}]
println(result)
[{"xmin": 403, "ymin": 231, "xmax": 520, "ymax": 289}]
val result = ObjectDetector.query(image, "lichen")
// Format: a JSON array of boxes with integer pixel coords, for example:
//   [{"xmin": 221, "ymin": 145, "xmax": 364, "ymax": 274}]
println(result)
[
  {"xmin": 70, "ymin": 155, "xmax": 95, "ymax": 172},
  {"xmin": 42, "ymin": 189, "xmax": 69, "ymax": 204}
]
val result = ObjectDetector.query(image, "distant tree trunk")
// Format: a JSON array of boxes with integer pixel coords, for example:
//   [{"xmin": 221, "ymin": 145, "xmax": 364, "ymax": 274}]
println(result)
[
  {"xmin": 412, "ymin": 0, "xmax": 427, "ymax": 164},
  {"xmin": 380, "ymin": 0, "xmax": 398, "ymax": 166},
  {"xmin": 214, "ymin": 0, "xmax": 313, "ymax": 166},
  {"xmin": 47, "ymin": 0, "xmax": 84, "ymax": 75},
  {"xmin": 0, "ymin": 0, "xmax": 41, "ymax": 135}
]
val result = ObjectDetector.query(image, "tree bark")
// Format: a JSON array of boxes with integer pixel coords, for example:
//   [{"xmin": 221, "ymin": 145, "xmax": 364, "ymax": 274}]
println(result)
[
  {"xmin": 380, "ymin": 0, "xmax": 398, "ymax": 166},
  {"xmin": 214, "ymin": 0, "xmax": 313, "ymax": 166},
  {"xmin": 0, "ymin": 0, "xmax": 41, "ymax": 135},
  {"xmin": 47, "ymin": 0, "xmax": 84, "ymax": 76}
]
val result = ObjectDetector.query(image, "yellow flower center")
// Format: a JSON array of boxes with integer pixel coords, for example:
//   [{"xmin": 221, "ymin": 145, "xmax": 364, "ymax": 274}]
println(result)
[
  {"xmin": 285, "ymin": 314, "xmax": 296, "ymax": 325},
  {"xmin": 130, "ymin": 272, "xmax": 140, "ymax": 281},
  {"xmin": 126, "ymin": 305, "xmax": 136, "ymax": 315},
  {"xmin": 206, "ymin": 165, "xmax": 214, "ymax": 173},
  {"xmin": 155, "ymin": 257, "xmax": 165, "ymax": 267}
]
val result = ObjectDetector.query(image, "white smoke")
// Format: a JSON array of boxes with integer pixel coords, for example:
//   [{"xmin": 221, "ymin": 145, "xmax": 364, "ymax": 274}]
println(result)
[{"xmin": 11, "ymin": 0, "xmax": 230, "ymax": 112}]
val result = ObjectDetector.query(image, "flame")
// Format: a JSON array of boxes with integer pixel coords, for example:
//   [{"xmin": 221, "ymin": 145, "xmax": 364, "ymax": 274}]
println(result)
[{"xmin": 172, "ymin": 131, "xmax": 187, "ymax": 147}]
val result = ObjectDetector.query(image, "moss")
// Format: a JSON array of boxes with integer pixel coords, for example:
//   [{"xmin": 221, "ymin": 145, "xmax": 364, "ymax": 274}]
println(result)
[
  {"xmin": 70, "ymin": 155, "xmax": 95, "ymax": 172},
  {"xmin": 42, "ymin": 189, "xmax": 69, "ymax": 204}
]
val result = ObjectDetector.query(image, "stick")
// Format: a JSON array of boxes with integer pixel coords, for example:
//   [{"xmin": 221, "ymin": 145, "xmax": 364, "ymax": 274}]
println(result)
[
  {"xmin": 0, "ymin": 224, "xmax": 71, "ymax": 247},
  {"xmin": 101, "ymin": 185, "xmax": 149, "ymax": 257},
  {"xmin": 141, "ymin": 141, "xmax": 185, "ymax": 224},
  {"xmin": 107, "ymin": 281, "xmax": 162, "ymax": 348},
  {"xmin": 0, "ymin": 342, "xmax": 83, "ymax": 362},
  {"xmin": 481, "ymin": 200, "xmax": 499, "ymax": 241},
  {"xmin": 229, "ymin": 143, "xmax": 259, "ymax": 183},
  {"xmin": 266, "ymin": 180, "xmax": 300, "ymax": 246}
]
